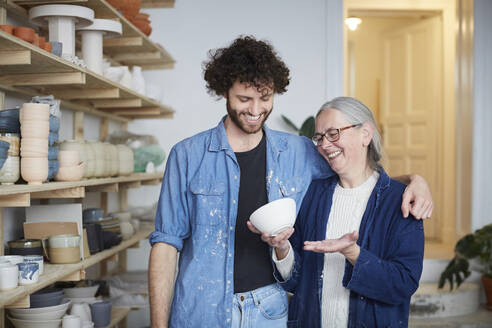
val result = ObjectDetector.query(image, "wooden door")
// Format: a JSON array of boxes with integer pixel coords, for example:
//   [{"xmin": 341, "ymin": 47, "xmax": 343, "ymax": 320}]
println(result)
[{"xmin": 380, "ymin": 16, "xmax": 443, "ymax": 240}]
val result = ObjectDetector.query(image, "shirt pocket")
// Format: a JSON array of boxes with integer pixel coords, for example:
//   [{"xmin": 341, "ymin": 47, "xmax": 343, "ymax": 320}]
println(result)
[
  {"xmin": 279, "ymin": 176, "xmax": 304, "ymax": 198},
  {"xmin": 190, "ymin": 180, "xmax": 226, "ymax": 226}
]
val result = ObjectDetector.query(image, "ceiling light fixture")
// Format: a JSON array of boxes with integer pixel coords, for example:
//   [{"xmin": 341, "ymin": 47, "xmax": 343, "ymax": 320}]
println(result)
[{"xmin": 345, "ymin": 17, "xmax": 362, "ymax": 31}]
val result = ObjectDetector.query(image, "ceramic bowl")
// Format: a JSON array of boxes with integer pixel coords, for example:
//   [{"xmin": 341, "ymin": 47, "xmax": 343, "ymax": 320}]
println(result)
[
  {"xmin": 0, "ymin": 255, "xmax": 24, "ymax": 265},
  {"xmin": 21, "ymin": 157, "xmax": 48, "ymax": 185},
  {"xmin": 20, "ymin": 120, "xmax": 49, "ymax": 138},
  {"xmin": 0, "ymin": 24, "xmax": 14, "ymax": 34},
  {"xmin": 29, "ymin": 289, "xmax": 64, "ymax": 308},
  {"xmin": 23, "ymin": 255, "xmax": 44, "ymax": 275},
  {"xmin": 49, "ymin": 234, "xmax": 80, "ymax": 248},
  {"xmin": 0, "ymin": 133, "xmax": 20, "ymax": 156},
  {"xmin": 8, "ymin": 239, "xmax": 43, "ymax": 256},
  {"xmin": 20, "ymin": 103, "xmax": 49, "ymax": 121},
  {"xmin": 7, "ymin": 316, "xmax": 61, "ymax": 328},
  {"xmin": 58, "ymin": 150, "xmax": 79, "ymax": 167},
  {"xmin": 0, "ymin": 263, "xmax": 19, "ymax": 291},
  {"xmin": 63, "ymin": 284, "xmax": 99, "ymax": 298},
  {"xmin": 13, "ymin": 26, "xmax": 35, "ymax": 43},
  {"xmin": 49, "ymin": 247, "xmax": 80, "ymax": 264},
  {"xmin": 17, "ymin": 262, "xmax": 39, "ymax": 285},
  {"xmin": 0, "ymin": 109, "xmax": 20, "ymax": 133},
  {"xmin": 21, "ymin": 138, "xmax": 49, "ymax": 157},
  {"xmin": 249, "ymin": 198, "xmax": 297, "ymax": 236},
  {"xmin": 9, "ymin": 304, "xmax": 67, "ymax": 320},
  {"xmin": 0, "ymin": 155, "xmax": 20, "ymax": 185},
  {"xmin": 10, "ymin": 299, "xmax": 70, "ymax": 316},
  {"xmin": 55, "ymin": 162, "xmax": 84, "ymax": 181}
]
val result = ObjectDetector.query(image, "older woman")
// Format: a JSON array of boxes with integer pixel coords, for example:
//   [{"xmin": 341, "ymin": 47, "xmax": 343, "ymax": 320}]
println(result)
[{"xmin": 252, "ymin": 97, "xmax": 425, "ymax": 327}]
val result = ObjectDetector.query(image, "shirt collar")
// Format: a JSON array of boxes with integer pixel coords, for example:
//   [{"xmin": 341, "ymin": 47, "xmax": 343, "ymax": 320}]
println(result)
[{"xmin": 209, "ymin": 115, "xmax": 288, "ymax": 154}]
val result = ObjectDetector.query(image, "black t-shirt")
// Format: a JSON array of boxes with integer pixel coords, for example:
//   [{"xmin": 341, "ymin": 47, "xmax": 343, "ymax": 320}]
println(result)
[{"xmin": 233, "ymin": 133, "xmax": 275, "ymax": 293}]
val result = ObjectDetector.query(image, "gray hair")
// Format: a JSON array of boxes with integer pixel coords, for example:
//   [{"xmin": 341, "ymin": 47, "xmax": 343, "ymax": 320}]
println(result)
[{"xmin": 316, "ymin": 96, "xmax": 383, "ymax": 169}]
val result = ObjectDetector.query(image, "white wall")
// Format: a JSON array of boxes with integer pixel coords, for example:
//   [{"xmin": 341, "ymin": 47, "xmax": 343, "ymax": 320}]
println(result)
[{"xmin": 472, "ymin": 0, "xmax": 492, "ymax": 231}]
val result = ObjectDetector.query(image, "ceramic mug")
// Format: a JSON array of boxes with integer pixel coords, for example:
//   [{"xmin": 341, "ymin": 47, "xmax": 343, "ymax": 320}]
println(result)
[
  {"xmin": 0, "ymin": 263, "xmax": 18, "ymax": 290},
  {"xmin": 62, "ymin": 314, "xmax": 81, "ymax": 328},
  {"xmin": 70, "ymin": 302, "xmax": 91, "ymax": 322},
  {"xmin": 17, "ymin": 261, "xmax": 39, "ymax": 285},
  {"xmin": 90, "ymin": 300, "xmax": 111, "ymax": 327},
  {"xmin": 23, "ymin": 255, "xmax": 44, "ymax": 275}
]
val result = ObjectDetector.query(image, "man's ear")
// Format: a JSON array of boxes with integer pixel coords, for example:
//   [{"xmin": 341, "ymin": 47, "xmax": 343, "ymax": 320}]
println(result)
[{"xmin": 361, "ymin": 122, "xmax": 374, "ymax": 147}]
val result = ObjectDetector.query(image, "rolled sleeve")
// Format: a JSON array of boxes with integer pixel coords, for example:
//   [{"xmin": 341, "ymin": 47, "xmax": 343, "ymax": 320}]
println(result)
[{"xmin": 150, "ymin": 146, "xmax": 191, "ymax": 250}]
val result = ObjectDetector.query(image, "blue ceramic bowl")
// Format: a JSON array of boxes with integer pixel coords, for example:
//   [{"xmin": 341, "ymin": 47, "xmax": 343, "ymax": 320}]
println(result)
[
  {"xmin": 48, "ymin": 146, "xmax": 59, "ymax": 161},
  {"xmin": 0, "ymin": 109, "xmax": 20, "ymax": 133},
  {"xmin": 48, "ymin": 131, "xmax": 59, "ymax": 146},
  {"xmin": 0, "ymin": 140, "xmax": 10, "ymax": 170},
  {"xmin": 49, "ymin": 115, "xmax": 60, "ymax": 132}
]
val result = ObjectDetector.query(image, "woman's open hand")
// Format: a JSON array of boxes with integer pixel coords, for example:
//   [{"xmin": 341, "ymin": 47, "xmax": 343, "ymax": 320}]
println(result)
[{"xmin": 304, "ymin": 231, "xmax": 360, "ymax": 265}]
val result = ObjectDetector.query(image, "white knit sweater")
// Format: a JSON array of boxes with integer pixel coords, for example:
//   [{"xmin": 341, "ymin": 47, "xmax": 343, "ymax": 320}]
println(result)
[{"xmin": 274, "ymin": 171, "xmax": 378, "ymax": 328}]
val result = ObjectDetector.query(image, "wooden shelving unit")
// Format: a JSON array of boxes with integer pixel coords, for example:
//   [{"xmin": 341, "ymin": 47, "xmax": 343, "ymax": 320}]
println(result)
[
  {"xmin": 0, "ymin": 31, "xmax": 174, "ymax": 121},
  {"xmin": 0, "ymin": 1, "xmax": 171, "ymax": 326},
  {"xmin": 8, "ymin": 0, "xmax": 175, "ymax": 70}
]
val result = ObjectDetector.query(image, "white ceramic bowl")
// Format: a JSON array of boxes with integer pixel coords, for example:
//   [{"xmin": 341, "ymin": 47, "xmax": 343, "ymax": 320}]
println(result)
[
  {"xmin": 63, "ymin": 285, "xmax": 99, "ymax": 298},
  {"xmin": 9, "ymin": 299, "xmax": 71, "ymax": 315},
  {"xmin": 48, "ymin": 234, "xmax": 80, "ymax": 248},
  {"xmin": 8, "ymin": 305, "xmax": 68, "ymax": 320},
  {"xmin": 7, "ymin": 316, "xmax": 61, "ymax": 328},
  {"xmin": 249, "ymin": 198, "xmax": 296, "ymax": 236}
]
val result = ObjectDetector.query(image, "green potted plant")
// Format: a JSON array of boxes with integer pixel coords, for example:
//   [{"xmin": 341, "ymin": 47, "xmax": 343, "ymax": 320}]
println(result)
[
  {"xmin": 281, "ymin": 115, "xmax": 315, "ymax": 139},
  {"xmin": 438, "ymin": 223, "xmax": 492, "ymax": 310}
]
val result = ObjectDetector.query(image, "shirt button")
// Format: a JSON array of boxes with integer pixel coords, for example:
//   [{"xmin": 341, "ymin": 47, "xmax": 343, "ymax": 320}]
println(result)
[
  {"xmin": 240, "ymin": 296, "xmax": 245, "ymax": 301},
  {"xmin": 232, "ymin": 200, "xmax": 236, "ymax": 204},
  {"xmin": 360, "ymin": 296, "xmax": 365, "ymax": 300},
  {"xmin": 234, "ymin": 175, "xmax": 238, "ymax": 179}
]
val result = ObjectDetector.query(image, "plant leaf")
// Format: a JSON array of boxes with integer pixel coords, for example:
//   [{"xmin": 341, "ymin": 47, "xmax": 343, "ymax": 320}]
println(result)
[
  {"xmin": 281, "ymin": 115, "xmax": 299, "ymax": 132},
  {"xmin": 299, "ymin": 116, "xmax": 315, "ymax": 138}
]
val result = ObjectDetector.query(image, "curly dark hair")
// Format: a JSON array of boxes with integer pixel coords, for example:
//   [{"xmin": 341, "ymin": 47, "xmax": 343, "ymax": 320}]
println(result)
[{"xmin": 203, "ymin": 36, "xmax": 290, "ymax": 98}]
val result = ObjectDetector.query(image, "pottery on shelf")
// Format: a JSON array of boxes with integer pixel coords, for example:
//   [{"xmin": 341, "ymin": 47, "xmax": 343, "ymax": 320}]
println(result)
[
  {"xmin": 13, "ymin": 26, "xmax": 35, "ymax": 43},
  {"xmin": 58, "ymin": 150, "xmax": 79, "ymax": 167},
  {"xmin": 21, "ymin": 157, "xmax": 48, "ymax": 185},
  {"xmin": 19, "ymin": 103, "xmax": 50, "ymax": 121},
  {"xmin": 0, "ymin": 133, "xmax": 20, "ymax": 156},
  {"xmin": 29, "ymin": 4, "xmax": 95, "ymax": 57},
  {"xmin": 59, "ymin": 140, "xmax": 89, "ymax": 177},
  {"xmin": 131, "ymin": 66, "xmax": 146, "ymax": 95},
  {"xmin": 21, "ymin": 138, "xmax": 49, "ymax": 158},
  {"xmin": 55, "ymin": 162, "xmax": 85, "ymax": 182},
  {"xmin": 0, "ymin": 156, "xmax": 20, "ymax": 185},
  {"xmin": 76, "ymin": 19, "xmax": 122, "ymax": 75},
  {"xmin": 20, "ymin": 120, "xmax": 49, "ymax": 139},
  {"xmin": 0, "ymin": 25, "xmax": 14, "ymax": 35}
]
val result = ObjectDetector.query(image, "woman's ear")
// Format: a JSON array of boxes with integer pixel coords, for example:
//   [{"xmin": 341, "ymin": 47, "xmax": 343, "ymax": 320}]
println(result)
[{"xmin": 361, "ymin": 122, "xmax": 374, "ymax": 147}]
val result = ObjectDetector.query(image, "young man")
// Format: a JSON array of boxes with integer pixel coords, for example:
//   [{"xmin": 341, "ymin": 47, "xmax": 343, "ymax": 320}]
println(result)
[{"xmin": 148, "ymin": 36, "xmax": 433, "ymax": 328}]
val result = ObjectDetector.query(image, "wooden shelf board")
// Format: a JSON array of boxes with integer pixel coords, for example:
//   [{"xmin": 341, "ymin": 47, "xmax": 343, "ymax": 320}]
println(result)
[
  {"xmin": 108, "ymin": 307, "xmax": 132, "ymax": 328},
  {"xmin": 0, "ymin": 226, "xmax": 153, "ymax": 308},
  {"xmin": 0, "ymin": 31, "xmax": 174, "ymax": 119},
  {"xmin": 0, "ymin": 173, "xmax": 163, "ymax": 197}
]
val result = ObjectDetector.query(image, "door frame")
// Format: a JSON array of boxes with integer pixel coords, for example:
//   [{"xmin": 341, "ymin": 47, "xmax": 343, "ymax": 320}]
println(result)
[{"xmin": 342, "ymin": 0, "xmax": 473, "ymax": 258}]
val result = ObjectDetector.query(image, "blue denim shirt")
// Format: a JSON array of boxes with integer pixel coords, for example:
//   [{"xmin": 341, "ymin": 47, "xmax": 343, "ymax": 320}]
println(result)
[
  {"xmin": 275, "ymin": 168, "xmax": 424, "ymax": 328},
  {"xmin": 150, "ymin": 118, "xmax": 333, "ymax": 327}
]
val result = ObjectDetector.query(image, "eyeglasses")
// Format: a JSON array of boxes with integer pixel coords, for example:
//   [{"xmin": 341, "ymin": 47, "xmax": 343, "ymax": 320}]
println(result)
[{"xmin": 311, "ymin": 124, "xmax": 361, "ymax": 146}]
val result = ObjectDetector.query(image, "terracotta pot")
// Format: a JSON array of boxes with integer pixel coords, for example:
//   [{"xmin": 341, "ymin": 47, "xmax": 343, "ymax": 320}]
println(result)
[
  {"xmin": 132, "ymin": 20, "xmax": 148, "ymax": 34},
  {"xmin": 38, "ymin": 36, "xmax": 46, "ymax": 49},
  {"xmin": 33, "ymin": 33, "xmax": 39, "ymax": 47},
  {"xmin": 134, "ymin": 13, "xmax": 150, "ymax": 21},
  {"xmin": 482, "ymin": 276, "xmax": 492, "ymax": 311},
  {"xmin": 0, "ymin": 25, "xmax": 14, "ymax": 35},
  {"xmin": 144, "ymin": 25, "xmax": 152, "ymax": 36},
  {"xmin": 44, "ymin": 42, "xmax": 52, "ymax": 53},
  {"xmin": 13, "ymin": 27, "xmax": 35, "ymax": 43}
]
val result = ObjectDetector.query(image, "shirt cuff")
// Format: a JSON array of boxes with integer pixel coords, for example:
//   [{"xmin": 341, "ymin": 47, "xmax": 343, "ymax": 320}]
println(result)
[
  {"xmin": 149, "ymin": 230, "xmax": 183, "ymax": 251},
  {"xmin": 272, "ymin": 242, "xmax": 294, "ymax": 280}
]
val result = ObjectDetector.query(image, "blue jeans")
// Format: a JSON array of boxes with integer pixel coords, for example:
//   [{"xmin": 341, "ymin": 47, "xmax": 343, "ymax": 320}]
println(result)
[{"xmin": 231, "ymin": 283, "xmax": 288, "ymax": 328}]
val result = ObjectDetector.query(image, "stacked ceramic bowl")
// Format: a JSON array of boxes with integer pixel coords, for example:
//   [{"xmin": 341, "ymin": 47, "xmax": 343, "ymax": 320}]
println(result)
[
  {"xmin": 59, "ymin": 140, "xmax": 87, "ymax": 179},
  {"xmin": 20, "ymin": 103, "xmax": 49, "ymax": 185},
  {"xmin": 7, "ymin": 299, "xmax": 70, "ymax": 328},
  {"xmin": 117, "ymin": 144, "xmax": 133, "ymax": 175},
  {"xmin": 47, "ymin": 115, "xmax": 60, "ymax": 181},
  {"xmin": 56, "ymin": 150, "xmax": 84, "ymax": 182}
]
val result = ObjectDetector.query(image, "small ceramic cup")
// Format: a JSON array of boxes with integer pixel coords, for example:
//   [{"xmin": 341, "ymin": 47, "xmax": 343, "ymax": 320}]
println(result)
[
  {"xmin": 90, "ymin": 300, "xmax": 112, "ymax": 327},
  {"xmin": 23, "ymin": 255, "xmax": 44, "ymax": 275},
  {"xmin": 58, "ymin": 150, "xmax": 80, "ymax": 167},
  {"xmin": 62, "ymin": 314, "xmax": 81, "ymax": 328},
  {"xmin": 17, "ymin": 262, "xmax": 39, "ymax": 285},
  {"xmin": 0, "ymin": 263, "xmax": 19, "ymax": 290},
  {"xmin": 49, "ymin": 234, "xmax": 81, "ymax": 248}
]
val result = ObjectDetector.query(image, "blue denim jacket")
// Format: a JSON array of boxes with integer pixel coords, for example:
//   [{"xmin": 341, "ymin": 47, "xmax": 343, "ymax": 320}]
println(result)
[
  {"xmin": 274, "ymin": 168, "xmax": 424, "ymax": 328},
  {"xmin": 150, "ymin": 118, "xmax": 333, "ymax": 327}
]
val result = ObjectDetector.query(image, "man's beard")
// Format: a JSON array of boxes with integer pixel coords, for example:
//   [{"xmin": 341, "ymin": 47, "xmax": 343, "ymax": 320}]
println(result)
[{"xmin": 226, "ymin": 100, "xmax": 272, "ymax": 134}]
